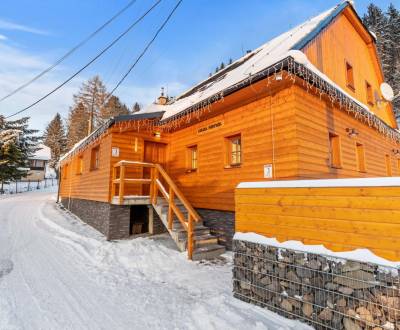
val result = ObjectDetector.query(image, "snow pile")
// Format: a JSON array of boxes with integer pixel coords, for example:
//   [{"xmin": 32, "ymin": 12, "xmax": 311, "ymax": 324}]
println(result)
[
  {"xmin": 0, "ymin": 190, "xmax": 311, "ymax": 330},
  {"xmin": 237, "ymin": 176, "xmax": 400, "ymax": 188},
  {"xmin": 235, "ymin": 232, "xmax": 400, "ymax": 269}
]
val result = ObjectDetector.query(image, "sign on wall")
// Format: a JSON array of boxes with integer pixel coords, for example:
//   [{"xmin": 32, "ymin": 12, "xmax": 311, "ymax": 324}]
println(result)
[
  {"xmin": 264, "ymin": 164, "xmax": 273, "ymax": 179},
  {"xmin": 112, "ymin": 147, "xmax": 120, "ymax": 157},
  {"xmin": 197, "ymin": 121, "xmax": 224, "ymax": 135}
]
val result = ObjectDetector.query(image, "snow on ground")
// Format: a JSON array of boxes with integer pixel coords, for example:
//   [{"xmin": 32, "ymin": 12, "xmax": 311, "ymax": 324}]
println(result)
[
  {"xmin": 0, "ymin": 179, "xmax": 57, "ymax": 195},
  {"xmin": 0, "ymin": 189, "xmax": 311, "ymax": 330}
]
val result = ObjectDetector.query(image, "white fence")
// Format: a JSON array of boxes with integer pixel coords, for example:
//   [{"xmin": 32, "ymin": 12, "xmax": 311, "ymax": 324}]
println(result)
[{"xmin": 0, "ymin": 178, "xmax": 57, "ymax": 194}]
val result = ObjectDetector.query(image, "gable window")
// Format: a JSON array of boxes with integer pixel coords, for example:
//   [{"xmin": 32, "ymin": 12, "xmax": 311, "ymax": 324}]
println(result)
[
  {"xmin": 63, "ymin": 164, "xmax": 69, "ymax": 179},
  {"xmin": 90, "ymin": 146, "xmax": 100, "ymax": 170},
  {"xmin": 365, "ymin": 81, "xmax": 374, "ymax": 105},
  {"xmin": 187, "ymin": 145, "xmax": 198, "ymax": 171},
  {"xmin": 76, "ymin": 156, "xmax": 84, "ymax": 175},
  {"xmin": 345, "ymin": 62, "xmax": 355, "ymax": 91},
  {"xmin": 225, "ymin": 134, "xmax": 242, "ymax": 167},
  {"xmin": 385, "ymin": 154, "xmax": 392, "ymax": 176},
  {"xmin": 355, "ymin": 143, "xmax": 366, "ymax": 172},
  {"xmin": 329, "ymin": 133, "xmax": 342, "ymax": 168}
]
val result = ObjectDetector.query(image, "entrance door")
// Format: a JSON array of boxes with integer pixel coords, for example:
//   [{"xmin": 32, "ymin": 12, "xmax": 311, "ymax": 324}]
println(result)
[{"xmin": 143, "ymin": 141, "xmax": 166, "ymax": 195}]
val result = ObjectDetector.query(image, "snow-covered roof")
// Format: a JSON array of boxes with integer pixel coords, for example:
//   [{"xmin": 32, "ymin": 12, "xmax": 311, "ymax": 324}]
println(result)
[
  {"xmin": 138, "ymin": 1, "xmax": 358, "ymax": 121},
  {"xmin": 32, "ymin": 144, "xmax": 51, "ymax": 161}
]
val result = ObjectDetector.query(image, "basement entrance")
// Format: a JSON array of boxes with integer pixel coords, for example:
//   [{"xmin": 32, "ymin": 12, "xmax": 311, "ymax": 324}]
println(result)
[{"xmin": 129, "ymin": 205, "xmax": 149, "ymax": 235}]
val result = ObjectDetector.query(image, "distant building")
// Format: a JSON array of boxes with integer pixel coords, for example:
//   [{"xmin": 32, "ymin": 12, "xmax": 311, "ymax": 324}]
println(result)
[{"xmin": 22, "ymin": 144, "xmax": 52, "ymax": 182}]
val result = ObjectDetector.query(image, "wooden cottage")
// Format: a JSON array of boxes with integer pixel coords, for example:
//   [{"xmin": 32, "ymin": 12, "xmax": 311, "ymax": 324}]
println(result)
[{"xmin": 59, "ymin": 1, "xmax": 400, "ymax": 260}]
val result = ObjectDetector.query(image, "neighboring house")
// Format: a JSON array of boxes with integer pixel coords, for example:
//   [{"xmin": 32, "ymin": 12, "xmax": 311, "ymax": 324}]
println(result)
[
  {"xmin": 23, "ymin": 144, "xmax": 51, "ymax": 182},
  {"xmin": 59, "ymin": 1, "xmax": 400, "ymax": 260}
]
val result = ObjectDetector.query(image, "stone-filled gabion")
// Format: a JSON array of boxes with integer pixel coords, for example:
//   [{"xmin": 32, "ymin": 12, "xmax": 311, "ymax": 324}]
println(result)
[{"xmin": 233, "ymin": 239, "xmax": 400, "ymax": 330}]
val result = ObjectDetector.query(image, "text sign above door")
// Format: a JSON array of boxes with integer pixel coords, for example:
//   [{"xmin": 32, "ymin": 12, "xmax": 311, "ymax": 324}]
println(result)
[{"xmin": 197, "ymin": 121, "xmax": 224, "ymax": 135}]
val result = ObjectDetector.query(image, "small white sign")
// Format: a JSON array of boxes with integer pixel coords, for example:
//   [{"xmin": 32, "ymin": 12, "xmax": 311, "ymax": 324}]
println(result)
[
  {"xmin": 112, "ymin": 147, "xmax": 119, "ymax": 157},
  {"xmin": 264, "ymin": 164, "xmax": 273, "ymax": 179}
]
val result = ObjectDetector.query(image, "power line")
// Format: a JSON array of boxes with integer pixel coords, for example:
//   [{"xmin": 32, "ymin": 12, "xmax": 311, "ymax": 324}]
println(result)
[
  {"xmin": 0, "ymin": 0, "xmax": 137, "ymax": 104},
  {"xmin": 107, "ymin": 0, "xmax": 183, "ymax": 100},
  {"xmin": 5, "ymin": 0, "xmax": 162, "ymax": 119}
]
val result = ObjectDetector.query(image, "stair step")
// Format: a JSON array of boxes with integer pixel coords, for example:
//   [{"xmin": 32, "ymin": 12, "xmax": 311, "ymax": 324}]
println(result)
[
  {"xmin": 194, "ymin": 234, "xmax": 219, "ymax": 247},
  {"xmin": 192, "ymin": 244, "xmax": 226, "ymax": 261}
]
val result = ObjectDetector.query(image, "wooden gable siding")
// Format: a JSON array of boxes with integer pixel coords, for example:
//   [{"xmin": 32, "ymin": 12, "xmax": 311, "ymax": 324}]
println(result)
[
  {"xmin": 302, "ymin": 9, "xmax": 396, "ymax": 128},
  {"xmin": 167, "ymin": 86, "xmax": 299, "ymax": 212},
  {"xmin": 59, "ymin": 133, "xmax": 112, "ymax": 202},
  {"xmin": 293, "ymin": 86, "xmax": 400, "ymax": 179}
]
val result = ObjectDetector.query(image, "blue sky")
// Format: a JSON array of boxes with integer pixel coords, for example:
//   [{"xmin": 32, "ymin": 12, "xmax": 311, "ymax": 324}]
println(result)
[{"xmin": 0, "ymin": 0, "xmax": 397, "ymax": 131}]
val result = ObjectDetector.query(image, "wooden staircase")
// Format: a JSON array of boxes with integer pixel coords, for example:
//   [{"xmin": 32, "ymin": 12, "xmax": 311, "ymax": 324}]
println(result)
[
  {"xmin": 111, "ymin": 161, "xmax": 225, "ymax": 260},
  {"xmin": 153, "ymin": 198, "xmax": 225, "ymax": 260}
]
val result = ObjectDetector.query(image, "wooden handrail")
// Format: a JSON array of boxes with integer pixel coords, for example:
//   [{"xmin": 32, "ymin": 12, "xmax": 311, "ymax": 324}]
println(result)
[
  {"xmin": 155, "ymin": 164, "xmax": 201, "ymax": 222},
  {"xmin": 112, "ymin": 160, "xmax": 200, "ymax": 259}
]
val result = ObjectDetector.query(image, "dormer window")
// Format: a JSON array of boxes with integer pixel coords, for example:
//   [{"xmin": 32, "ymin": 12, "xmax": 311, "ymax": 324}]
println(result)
[{"xmin": 345, "ymin": 62, "xmax": 355, "ymax": 91}]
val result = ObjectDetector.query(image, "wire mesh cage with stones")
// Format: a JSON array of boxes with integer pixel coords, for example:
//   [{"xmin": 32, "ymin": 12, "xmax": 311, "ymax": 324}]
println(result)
[{"xmin": 232, "ymin": 239, "xmax": 400, "ymax": 330}]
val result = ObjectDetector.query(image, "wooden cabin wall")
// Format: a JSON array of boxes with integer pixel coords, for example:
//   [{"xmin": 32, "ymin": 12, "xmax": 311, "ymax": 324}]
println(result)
[
  {"xmin": 167, "ymin": 87, "xmax": 299, "ymax": 212},
  {"xmin": 235, "ymin": 186, "xmax": 400, "ymax": 261},
  {"xmin": 59, "ymin": 133, "xmax": 112, "ymax": 202},
  {"xmin": 293, "ymin": 85, "xmax": 400, "ymax": 179},
  {"xmin": 109, "ymin": 131, "xmax": 171, "ymax": 197},
  {"xmin": 302, "ymin": 10, "xmax": 396, "ymax": 128}
]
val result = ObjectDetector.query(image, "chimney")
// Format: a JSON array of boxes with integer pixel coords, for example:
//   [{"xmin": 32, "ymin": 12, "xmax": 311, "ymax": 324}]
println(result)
[{"xmin": 157, "ymin": 87, "xmax": 168, "ymax": 105}]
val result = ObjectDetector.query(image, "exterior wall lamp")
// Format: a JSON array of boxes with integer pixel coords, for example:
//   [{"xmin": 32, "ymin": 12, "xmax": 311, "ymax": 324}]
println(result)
[{"xmin": 346, "ymin": 128, "xmax": 358, "ymax": 138}]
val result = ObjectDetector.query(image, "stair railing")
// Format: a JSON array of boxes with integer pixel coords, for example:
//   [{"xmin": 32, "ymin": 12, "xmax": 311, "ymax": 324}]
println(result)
[{"xmin": 111, "ymin": 160, "xmax": 201, "ymax": 259}]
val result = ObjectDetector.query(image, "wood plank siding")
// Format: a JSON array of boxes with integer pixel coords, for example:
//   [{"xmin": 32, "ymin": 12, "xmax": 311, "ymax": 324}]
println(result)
[{"xmin": 235, "ymin": 186, "xmax": 400, "ymax": 261}]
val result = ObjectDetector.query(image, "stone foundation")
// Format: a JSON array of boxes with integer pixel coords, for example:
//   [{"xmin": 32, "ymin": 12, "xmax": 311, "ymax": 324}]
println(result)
[
  {"xmin": 197, "ymin": 209, "xmax": 234, "ymax": 249},
  {"xmin": 233, "ymin": 239, "xmax": 400, "ymax": 330}
]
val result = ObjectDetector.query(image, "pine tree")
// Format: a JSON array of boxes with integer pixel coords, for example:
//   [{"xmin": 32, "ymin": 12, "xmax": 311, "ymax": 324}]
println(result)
[
  {"xmin": 73, "ymin": 76, "xmax": 107, "ymax": 133},
  {"xmin": 386, "ymin": 4, "xmax": 400, "ymax": 120},
  {"xmin": 228, "ymin": 58, "xmax": 233, "ymax": 65},
  {"xmin": 43, "ymin": 113, "xmax": 67, "ymax": 168},
  {"xmin": 132, "ymin": 102, "xmax": 141, "ymax": 113},
  {"xmin": 99, "ymin": 95, "xmax": 130, "ymax": 123},
  {"xmin": 67, "ymin": 102, "xmax": 89, "ymax": 150},
  {"xmin": 0, "ymin": 116, "xmax": 39, "ymax": 192},
  {"xmin": 219, "ymin": 62, "xmax": 225, "ymax": 71},
  {"xmin": 363, "ymin": 3, "xmax": 400, "ymax": 122}
]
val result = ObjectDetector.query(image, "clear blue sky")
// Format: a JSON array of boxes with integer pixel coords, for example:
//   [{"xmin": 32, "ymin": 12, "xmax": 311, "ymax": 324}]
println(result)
[{"xmin": 0, "ymin": 0, "xmax": 397, "ymax": 131}]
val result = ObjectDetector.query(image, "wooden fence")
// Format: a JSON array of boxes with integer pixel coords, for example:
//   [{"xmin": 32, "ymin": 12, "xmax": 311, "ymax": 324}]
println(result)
[{"xmin": 235, "ymin": 177, "xmax": 400, "ymax": 261}]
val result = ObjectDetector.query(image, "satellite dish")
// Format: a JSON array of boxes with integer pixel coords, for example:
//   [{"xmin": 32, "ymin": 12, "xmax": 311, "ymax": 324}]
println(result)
[
  {"xmin": 287, "ymin": 50, "xmax": 308, "ymax": 65},
  {"xmin": 381, "ymin": 82, "xmax": 395, "ymax": 102}
]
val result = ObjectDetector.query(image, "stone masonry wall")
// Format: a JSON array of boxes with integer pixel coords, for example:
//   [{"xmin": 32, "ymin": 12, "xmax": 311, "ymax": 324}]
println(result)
[
  {"xmin": 61, "ymin": 197, "xmax": 111, "ymax": 238},
  {"xmin": 61, "ymin": 197, "xmax": 131, "ymax": 240},
  {"xmin": 197, "ymin": 209, "xmax": 234, "ymax": 250},
  {"xmin": 233, "ymin": 239, "xmax": 400, "ymax": 330}
]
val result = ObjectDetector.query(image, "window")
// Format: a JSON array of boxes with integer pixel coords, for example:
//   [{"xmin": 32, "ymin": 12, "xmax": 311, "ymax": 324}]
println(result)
[
  {"xmin": 355, "ymin": 143, "xmax": 366, "ymax": 172},
  {"xmin": 63, "ymin": 164, "xmax": 68, "ymax": 179},
  {"xmin": 225, "ymin": 134, "xmax": 242, "ymax": 167},
  {"xmin": 345, "ymin": 62, "xmax": 355, "ymax": 91},
  {"xmin": 385, "ymin": 154, "xmax": 392, "ymax": 176},
  {"xmin": 365, "ymin": 81, "xmax": 374, "ymax": 105},
  {"xmin": 187, "ymin": 145, "xmax": 198, "ymax": 171},
  {"xmin": 76, "ymin": 156, "xmax": 83, "ymax": 175},
  {"xmin": 90, "ymin": 146, "xmax": 100, "ymax": 170},
  {"xmin": 329, "ymin": 133, "xmax": 342, "ymax": 168}
]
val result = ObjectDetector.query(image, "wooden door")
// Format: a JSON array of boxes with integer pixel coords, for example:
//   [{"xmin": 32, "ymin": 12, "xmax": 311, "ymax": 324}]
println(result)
[{"xmin": 143, "ymin": 141, "xmax": 167, "ymax": 195}]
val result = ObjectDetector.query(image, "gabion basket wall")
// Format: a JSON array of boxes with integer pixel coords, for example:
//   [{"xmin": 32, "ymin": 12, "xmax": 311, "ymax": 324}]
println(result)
[{"xmin": 233, "ymin": 239, "xmax": 400, "ymax": 330}]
